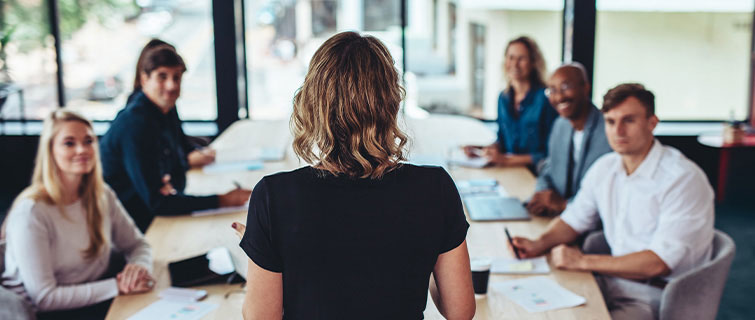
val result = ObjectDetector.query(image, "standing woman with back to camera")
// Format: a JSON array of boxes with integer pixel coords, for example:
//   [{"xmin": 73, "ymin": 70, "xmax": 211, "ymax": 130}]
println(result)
[{"xmin": 232, "ymin": 31, "xmax": 476, "ymax": 319}]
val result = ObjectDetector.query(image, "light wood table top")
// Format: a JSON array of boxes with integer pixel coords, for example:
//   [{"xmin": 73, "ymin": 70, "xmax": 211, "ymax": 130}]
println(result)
[{"xmin": 106, "ymin": 115, "xmax": 609, "ymax": 320}]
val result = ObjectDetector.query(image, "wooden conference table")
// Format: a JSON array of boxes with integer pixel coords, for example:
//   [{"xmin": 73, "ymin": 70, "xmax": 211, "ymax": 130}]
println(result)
[{"xmin": 106, "ymin": 115, "xmax": 610, "ymax": 320}]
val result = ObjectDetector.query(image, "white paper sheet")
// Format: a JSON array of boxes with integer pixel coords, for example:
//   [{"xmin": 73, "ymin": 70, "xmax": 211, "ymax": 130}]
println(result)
[
  {"xmin": 214, "ymin": 147, "xmax": 286, "ymax": 163},
  {"xmin": 408, "ymin": 153, "xmax": 489, "ymax": 169},
  {"xmin": 127, "ymin": 299, "xmax": 218, "ymax": 320},
  {"xmin": 190, "ymin": 203, "xmax": 248, "ymax": 217},
  {"xmin": 202, "ymin": 161, "xmax": 263, "ymax": 174},
  {"xmin": 159, "ymin": 287, "xmax": 208, "ymax": 302},
  {"xmin": 447, "ymin": 155, "xmax": 489, "ymax": 168},
  {"xmin": 456, "ymin": 179, "xmax": 510, "ymax": 198},
  {"xmin": 492, "ymin": 276, "xmax": 586, "ymax": 313},
  {"xmin": 491, "ymin": 256, "xmax": 550, "ymax": 274}
]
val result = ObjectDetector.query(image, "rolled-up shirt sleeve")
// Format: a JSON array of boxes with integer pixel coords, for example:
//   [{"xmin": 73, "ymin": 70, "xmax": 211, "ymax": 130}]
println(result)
[{"xmin": 647, "ymin": 171, "xmax": 714, "ymax": 273}]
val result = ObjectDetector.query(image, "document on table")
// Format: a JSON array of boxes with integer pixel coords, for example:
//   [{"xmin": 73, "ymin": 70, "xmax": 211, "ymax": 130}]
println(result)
[
  {"xmin": 407, "ymin": 154, "xmax": 488, "ymax": 169},
  {"xmin": 447, "ymin": 154, "xmax": 489, "ymax": 168},
  {"xmin": 127, "ymin": 299, "xmax": 217, "ymax": 320},
  {"xmin": 203, "ymin": 160, "xmax": 263, "ymax": 174},
  {"xmin": 492, "ymin": 276, "xmax": 586, "ymax": 313},
  {"xmin": 191, "ymin": 203, "xmax": 248, "ymax": 217},
  {"xmin": 491, "ymin": 256, "xmax": 550, "ymax": 274},
  {"xmin": 214, "ymin": 147, "xmax": 286, "ymax": 162},
  {"xmin": 455, "ymin": 179, "xmax": 509, "ymax": 197}
]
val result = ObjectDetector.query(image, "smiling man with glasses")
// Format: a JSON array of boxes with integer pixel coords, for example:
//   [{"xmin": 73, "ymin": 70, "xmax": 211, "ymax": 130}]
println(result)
[{"xmin": 527, "ymin": 63, "xmax": 612, "ymax": 216}]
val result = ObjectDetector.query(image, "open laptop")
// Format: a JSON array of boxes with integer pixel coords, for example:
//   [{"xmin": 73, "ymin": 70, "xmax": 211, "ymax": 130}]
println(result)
[{"xmin": 463, "ymin": 195, "xmax": 530, "ymax": 221}]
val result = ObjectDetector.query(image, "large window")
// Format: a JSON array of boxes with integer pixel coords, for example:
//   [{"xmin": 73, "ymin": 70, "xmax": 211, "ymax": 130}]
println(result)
[
  {"xmin": 594, "ymin": 0, "xmax": 754, "ymax": 121},
  {"xmin": 243, "ymin": 0, "xmax": 565, "ymax": 120},
  {"xmin": 405, "ymin": 0, "xmax": 564, "ymax": 119},
  {"xmin": 245, "ymin": 0, "xmax": 402, "ymax": 120},
  {"xmin": 1, "ymin": 0, "xmax": 217, "ymax": 122},
  {"xmin": 62, "ymin": 0, "xmax": 217, "ymax": 121},
  {"xmin": 5, "ymin": 0, "xmax": 755, "ymax": 124},
  {"xmin": 0, "ymin": 0, "xmax": 58, "ymax": 120}
]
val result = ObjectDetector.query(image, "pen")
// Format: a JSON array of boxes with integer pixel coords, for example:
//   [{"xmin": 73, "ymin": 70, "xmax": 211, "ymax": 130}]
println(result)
[
  {"xmin": 233, "ymin": 181, "xmax": 242, "ymax": 189},
  {"xmin": 504, "ymin": 227, "xmax": 521, "ymax": 260}
]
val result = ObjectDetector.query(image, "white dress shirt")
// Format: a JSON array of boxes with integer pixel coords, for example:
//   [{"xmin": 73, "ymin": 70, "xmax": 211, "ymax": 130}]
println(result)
[
  {"xmin": 561, "ymin": 140, "xmax": 714, "ymax": 279},
  {"xmin": 572, "ymin": 129, "xmax": 584, "ymax": 164}
]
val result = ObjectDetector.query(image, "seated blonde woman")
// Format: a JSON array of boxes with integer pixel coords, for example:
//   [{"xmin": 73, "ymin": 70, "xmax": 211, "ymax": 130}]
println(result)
[
  {"xmin": 1, "ymin": 110, "xmax": 153, "ymax": 319},
  {"xmin": 232, "ymin": 31, "xmax": 475, "ymax": 319}
]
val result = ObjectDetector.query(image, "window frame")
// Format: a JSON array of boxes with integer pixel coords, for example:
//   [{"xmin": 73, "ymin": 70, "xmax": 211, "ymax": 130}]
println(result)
[
  {"xmin": 1, "ymin": 0, "xmax": 247, "ymax": 135},
  {"xmin": 2, "ymin": 0, "xmax": 754, "ymax": 138}
]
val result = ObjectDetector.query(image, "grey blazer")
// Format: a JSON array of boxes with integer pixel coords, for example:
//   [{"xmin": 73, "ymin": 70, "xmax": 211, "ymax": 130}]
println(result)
[{"xmin": 535, "ymin": 105, "xmax": 612, "ymax": 200}]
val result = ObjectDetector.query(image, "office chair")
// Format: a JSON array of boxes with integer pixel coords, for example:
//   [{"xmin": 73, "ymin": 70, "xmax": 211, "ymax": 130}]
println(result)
[{"xmin": 581, "ymin": 230, "xmax": 736, "ymax": 320}]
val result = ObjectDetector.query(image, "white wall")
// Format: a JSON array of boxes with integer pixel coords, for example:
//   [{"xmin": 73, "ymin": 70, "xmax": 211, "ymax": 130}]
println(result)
[
  {"xmin": 415, "ymin": 9, "xmax": 562, "ymax": 118},
  {"xmin": 266, "ymin": 1, "xmax": 753, "ymax": 121},
  {"xmin": 415, "ymin": 9, "xmax": 751, "ymax": 121},
  {"xmin": 593, "ymin": 11, "xmax": 752, "ymax": 120}
]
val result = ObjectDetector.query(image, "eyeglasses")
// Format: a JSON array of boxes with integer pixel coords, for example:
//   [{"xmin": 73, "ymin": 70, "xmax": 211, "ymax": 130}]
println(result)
[{"xmin": 544, "ymin": 83, "xmax": 576, "ymax": 97}]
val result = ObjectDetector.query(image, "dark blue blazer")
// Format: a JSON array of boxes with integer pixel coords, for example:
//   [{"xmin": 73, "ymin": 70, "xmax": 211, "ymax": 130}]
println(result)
[{"xmin": 100, "ymin": 90, "xmax": 218, "ymax": 231}]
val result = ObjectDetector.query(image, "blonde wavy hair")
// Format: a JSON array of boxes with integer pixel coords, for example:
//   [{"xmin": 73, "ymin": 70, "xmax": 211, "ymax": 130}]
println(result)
[
  {"xmin": 291, "ymin": 31, "xmax": 408, "ymax": 179},
  {"xmin": 503, "ymin": 36, "xmax": 547, "ymax": 90},
  {"xmin": 10, "ymin": 110, "xmax": 107, "ymax": 259}
]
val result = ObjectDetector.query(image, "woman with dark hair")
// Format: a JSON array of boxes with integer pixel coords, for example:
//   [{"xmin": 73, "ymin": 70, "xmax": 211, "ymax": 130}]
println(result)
[
  {"xmin": 132, "ymin": 39, "xmax": 174, "ymax": 94},
  {"xmin": 99, "ymin": 40, "xmax": 251, "ymax": 232},
  {"xmin": 233, "ymin": 32, "xmax": 475, "ymax": 319},
  {"xmin": 464, "ymin": 36, "xmax": 558, "ymax": 169}
]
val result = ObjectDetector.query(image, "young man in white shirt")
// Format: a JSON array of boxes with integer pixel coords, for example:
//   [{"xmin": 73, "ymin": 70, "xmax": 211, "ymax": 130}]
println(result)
[{"xmin": 511, "ymin": 83, "xmax": 715, "ymax": 320}]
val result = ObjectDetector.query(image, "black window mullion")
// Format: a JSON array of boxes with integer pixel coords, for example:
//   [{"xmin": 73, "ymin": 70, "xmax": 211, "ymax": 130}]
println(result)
[
  {"xmin": 47, "ymin": 0, "xmax": 64, "ymax": 107},
  {"xmin": 401, "ymin": 0, "xmax": 407, "ymax": 78},
  {"xmin": 562, "ymin": 0, "xmax": 596, "ymax": 95},
  {"xmin": 238, "ymin": 0, "xmax": 249, "ymax": 119},
  {"xmin": 212, "ymin": 0, "xmax": 247, "ymax": 133}
]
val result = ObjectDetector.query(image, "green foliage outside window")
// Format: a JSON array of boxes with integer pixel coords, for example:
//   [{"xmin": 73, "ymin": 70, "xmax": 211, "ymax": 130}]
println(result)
[{"xmin": 0, "ymin": 0, "xmax": 137, "ymax": 80}]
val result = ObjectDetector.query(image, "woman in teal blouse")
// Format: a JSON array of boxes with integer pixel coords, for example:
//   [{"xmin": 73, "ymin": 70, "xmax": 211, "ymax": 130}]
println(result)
[{"xmin": 465, "ymin": 36, "xmax": 557, "ymax": 169}]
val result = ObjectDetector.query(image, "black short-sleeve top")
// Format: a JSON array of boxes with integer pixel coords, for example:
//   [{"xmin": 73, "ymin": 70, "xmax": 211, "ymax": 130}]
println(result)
[{"xmin": 240, "ymin": 164, "xmax": 469, "ymax": 319}]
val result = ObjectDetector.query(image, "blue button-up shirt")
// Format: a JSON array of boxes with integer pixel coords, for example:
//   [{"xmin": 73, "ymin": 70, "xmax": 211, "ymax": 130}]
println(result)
[{"xmin": 496, "ymin": 87, "xmax": 558, "ymax": 166}]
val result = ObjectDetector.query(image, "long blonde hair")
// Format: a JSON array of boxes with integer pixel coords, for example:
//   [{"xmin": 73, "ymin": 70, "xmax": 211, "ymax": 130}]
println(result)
[
  {"xmin": 291, "ymin": 31, "xmax": 408, "ymax": 179},
  {"xmin": 12, "ymin": 110, "xmax": 107, "ymax": 259}
]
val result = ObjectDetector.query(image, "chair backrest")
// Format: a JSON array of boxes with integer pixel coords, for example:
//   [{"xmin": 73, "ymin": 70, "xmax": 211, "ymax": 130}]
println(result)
[
  {"xmin": 659, "ymin": 230, "xmax": 736, "ymax": 320},
  {"xmin": 582, "ymin": 230, "xmax": 610, "ymax": 255},
  {"xmin": 0, "ymin": 240, "xmax": 5, "ymax": 275}
]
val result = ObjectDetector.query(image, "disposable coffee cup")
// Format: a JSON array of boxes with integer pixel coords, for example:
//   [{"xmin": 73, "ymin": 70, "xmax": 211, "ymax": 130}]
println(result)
[{"xmin": 471, "ymin": 258, "xmax": 492, "ymax": 295}]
